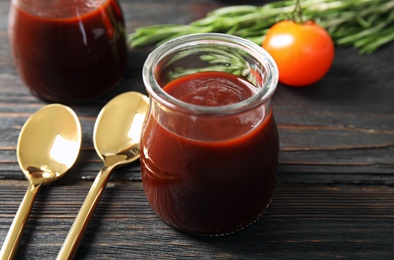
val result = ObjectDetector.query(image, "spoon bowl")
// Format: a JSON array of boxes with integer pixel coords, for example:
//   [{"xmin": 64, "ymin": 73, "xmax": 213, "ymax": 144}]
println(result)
[
  {"xmin": 94, "ymin": 91, "xmax": 147, "ymax": 164},
  {"xmin": 0, "ymin": 104, "xmax": 82, "ymax": 259},
  {"xmin": 18, "ymin": 105, "xmax": 82, "ymax": 185},
  {"xmin": 57, "ymin": 91, "xmax": 149, "ymax": 259}
]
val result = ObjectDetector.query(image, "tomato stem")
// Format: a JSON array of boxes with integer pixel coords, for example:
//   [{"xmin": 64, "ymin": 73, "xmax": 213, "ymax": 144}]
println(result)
[{"xmin": 292, "ymin": 0, "xmax": 304, "ymax": 23}]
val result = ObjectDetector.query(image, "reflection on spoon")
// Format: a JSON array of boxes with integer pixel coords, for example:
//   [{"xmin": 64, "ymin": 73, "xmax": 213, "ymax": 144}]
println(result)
[
  {"xmin": 0, "ymin": 104, "xmax": 82, "ymax": 260},
  {"xmin": 57, "ymin": 92, "xmax": 149, "ymax": 259}
]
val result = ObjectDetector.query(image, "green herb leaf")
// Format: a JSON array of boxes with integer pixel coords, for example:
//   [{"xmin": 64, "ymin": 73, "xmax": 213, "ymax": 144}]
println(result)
[{"xmin": 128, "ymin": 0, "xmax": 394, "ymax": 54}]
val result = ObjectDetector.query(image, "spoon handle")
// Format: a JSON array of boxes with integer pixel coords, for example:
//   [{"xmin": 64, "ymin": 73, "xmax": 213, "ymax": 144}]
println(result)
[
  {"xmin": 0, "ymin": 183, "xmax": 40, "ymax": 260},
  {"xmin": 57, "ymin": 166, "xmax": 114, "ymax": 260}
]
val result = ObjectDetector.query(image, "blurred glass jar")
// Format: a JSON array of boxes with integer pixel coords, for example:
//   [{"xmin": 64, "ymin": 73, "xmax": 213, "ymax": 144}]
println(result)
[{"xmin": 8, "ymin": 0, "xmax": 127, "ymax": 103}]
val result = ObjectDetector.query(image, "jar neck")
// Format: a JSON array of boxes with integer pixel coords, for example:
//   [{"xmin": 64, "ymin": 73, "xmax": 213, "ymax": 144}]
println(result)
[{"xmin": 143, "ymin": 33, "xmax": 278, "ymax": 116}]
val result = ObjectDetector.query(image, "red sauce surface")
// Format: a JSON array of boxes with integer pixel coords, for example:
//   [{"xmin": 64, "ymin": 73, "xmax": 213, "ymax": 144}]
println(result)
[
  {"xmin": 8, "ymin": 0, "xmax": 127, "ymax": 103},
  {"xmin": 164, "ymin": 71, "xmax": 254, "ymax": 106},
  {"xmin": 141, "ymin": 72, "xmax": 279, "ymax": 235}
]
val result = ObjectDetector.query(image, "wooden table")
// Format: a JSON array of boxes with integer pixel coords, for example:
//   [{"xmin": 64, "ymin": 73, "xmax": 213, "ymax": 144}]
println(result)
[{"xmin": 1, "ymin": 0, "xmax": 393, "ymax": 259}]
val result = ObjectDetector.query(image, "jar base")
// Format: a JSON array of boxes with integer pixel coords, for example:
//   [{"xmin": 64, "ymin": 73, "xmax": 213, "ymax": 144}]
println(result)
[
  {"xmin": 26, "ymin": 76, "xmax": 123, "ymax": 104},
  {"xmin": 161, "ymin": 199, "xmax": 273, "ymax": 237}
]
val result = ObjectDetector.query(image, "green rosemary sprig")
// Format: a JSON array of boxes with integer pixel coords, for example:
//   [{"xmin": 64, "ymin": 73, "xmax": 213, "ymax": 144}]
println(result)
[{"xmin": 128, "ymin": 0, "xmax": 394, "ymax": 54}]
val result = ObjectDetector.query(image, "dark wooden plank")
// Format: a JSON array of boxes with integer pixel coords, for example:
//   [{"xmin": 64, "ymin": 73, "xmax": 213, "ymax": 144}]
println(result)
[{"xmin": 0, "ymin": 183, "xmax": 394, "ymax": 259}]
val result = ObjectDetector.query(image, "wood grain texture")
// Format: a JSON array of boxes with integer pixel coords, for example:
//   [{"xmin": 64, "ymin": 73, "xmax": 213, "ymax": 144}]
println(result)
[
  {"xmin": 0, "ymin": 0, "xmax": 393, "ymax": 259},
  {"xmin": 1, "ymin": 184, "xmax": 394, "ymax": 259}
]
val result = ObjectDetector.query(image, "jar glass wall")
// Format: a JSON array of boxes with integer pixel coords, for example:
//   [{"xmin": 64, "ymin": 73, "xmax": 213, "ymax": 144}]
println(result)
[
  {"xmin": 8, "ymin": 0, "xmax": 127, "ymax": 103},
  {"xmin": 141, "ymin": 33, "xmax": 279, "ymax": 235}
]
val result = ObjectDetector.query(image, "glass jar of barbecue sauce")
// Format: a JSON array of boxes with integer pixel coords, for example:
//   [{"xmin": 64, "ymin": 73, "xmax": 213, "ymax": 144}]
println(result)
[
  {"xmin": 141, "ymin": 33, "xmax": 280, "ymax": 235},
  {"xmin": 8, "ymin": 0, "xmax": 127, "ymax": 103}
]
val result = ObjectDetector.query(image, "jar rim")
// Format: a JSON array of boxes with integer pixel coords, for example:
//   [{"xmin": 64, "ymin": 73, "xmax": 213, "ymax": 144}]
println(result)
[{"xmin": 143, "ymin": 33, "xmax": 278, "ymax": 115}]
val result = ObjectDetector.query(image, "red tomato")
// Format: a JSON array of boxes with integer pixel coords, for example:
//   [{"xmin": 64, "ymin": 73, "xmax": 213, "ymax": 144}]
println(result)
[{"xmin": 262, "ymin": 20, "xmax": 334, "ymax": 87}]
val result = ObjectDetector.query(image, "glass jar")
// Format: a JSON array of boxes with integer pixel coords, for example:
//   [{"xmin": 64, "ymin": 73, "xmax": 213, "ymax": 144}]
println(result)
[
  {"xmin": 8, "ymin": 0, "xmax": 127, "ymax": 103},
  {"xmin": 141, "ymin": 33, "xmax": 279, "ymax": 235}
]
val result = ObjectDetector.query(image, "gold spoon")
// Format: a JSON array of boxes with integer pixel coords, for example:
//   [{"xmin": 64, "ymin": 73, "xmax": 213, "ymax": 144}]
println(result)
[
  {"xmin": 57, "ymin": 91, "xmax": 149, "ymax": 259},
  {"xmin": 0, "ymin": 104, "xmax": 82, "ymax": 260}
]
